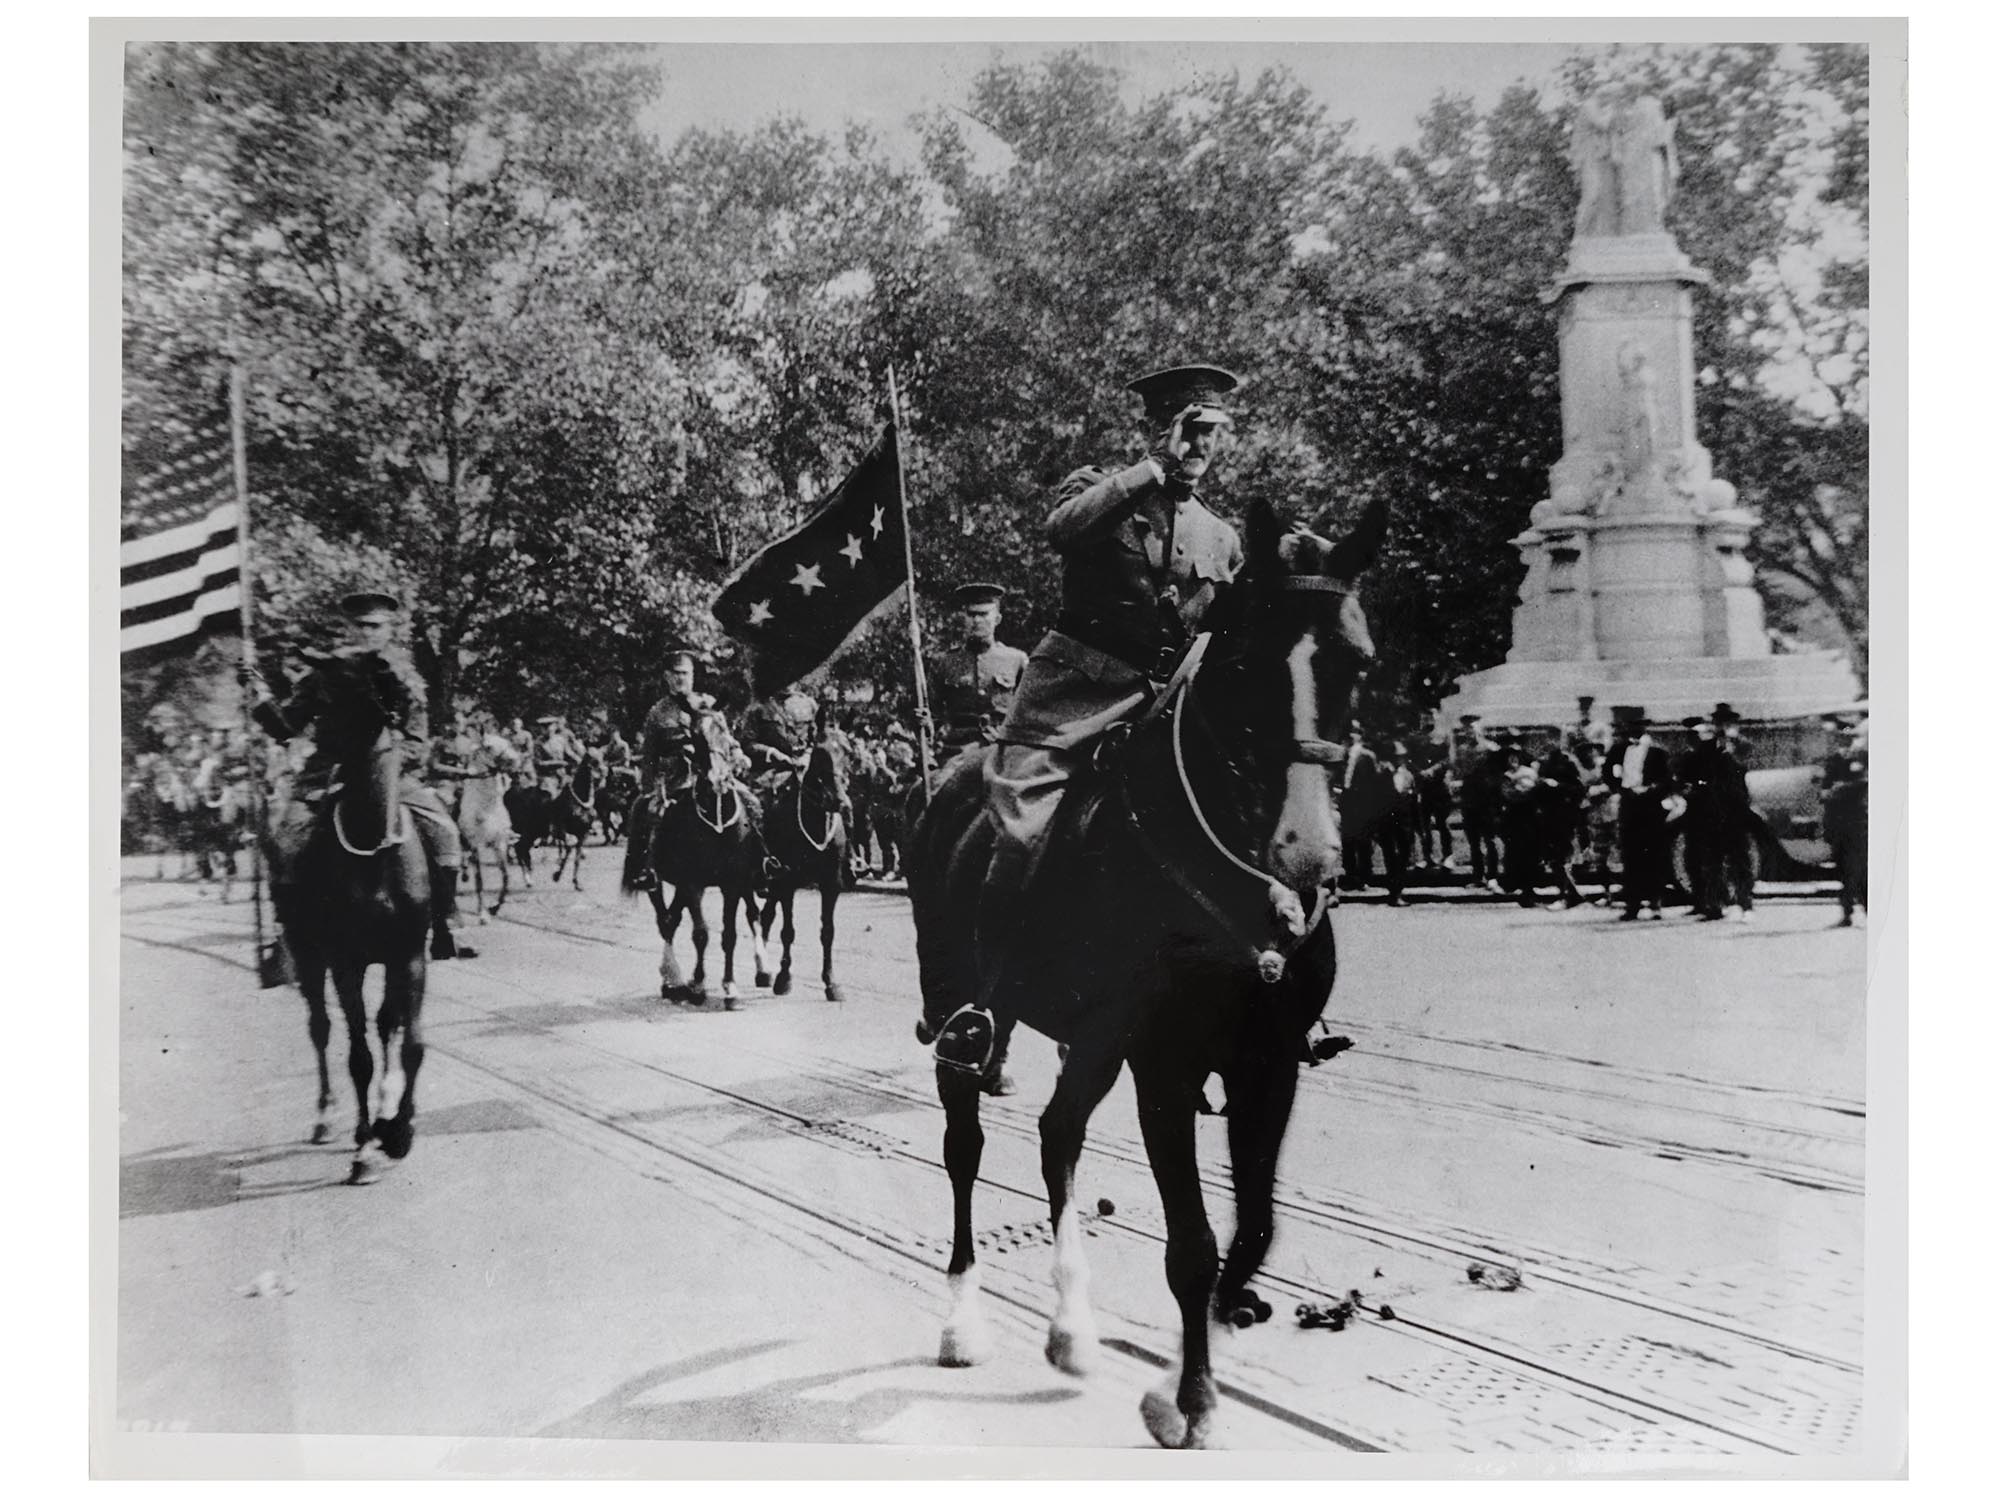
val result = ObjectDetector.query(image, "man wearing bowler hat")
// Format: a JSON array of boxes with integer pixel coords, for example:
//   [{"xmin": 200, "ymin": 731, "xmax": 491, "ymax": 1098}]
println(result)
[
  {"xmin": 245, "ymin": 590, "xmax": 477, "ymax": 959},
  {"xmin": 925, "ymin": 363, "xmax": 1244, "ymax": 1080},
  {"xmin": 926, "ymin": 582, "xmax": 1030, "ymax": 758}
]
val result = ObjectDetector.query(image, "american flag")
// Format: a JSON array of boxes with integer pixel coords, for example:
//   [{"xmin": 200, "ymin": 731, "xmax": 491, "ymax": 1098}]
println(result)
[{"xmin": 120, "ymin": 416, "xmax": 242, "ymax": 657}]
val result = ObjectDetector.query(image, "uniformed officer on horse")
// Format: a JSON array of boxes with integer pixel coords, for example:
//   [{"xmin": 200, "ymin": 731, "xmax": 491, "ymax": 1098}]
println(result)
[
  {"xmin": 621, "ymin": 649, "xmax": 715, "ymax": 893},
  {"xmin": 245, "ymin": 590, "xmax": 477, "ymax": 960},
  {"xmin": 924, "ymin": 582, "xmax": 1029, "ymax": 761},
  {"xmin": 929, "ymin": 363, "xmax": 1246, "ymax": 1074}
]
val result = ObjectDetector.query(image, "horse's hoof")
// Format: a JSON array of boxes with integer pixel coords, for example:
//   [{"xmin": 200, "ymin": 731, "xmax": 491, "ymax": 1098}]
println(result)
[
  {"xmin": 773, "ymin": 972, "xmax": 793, "ymax": 997},
  {"xmin": 376, "ymin": 1117, "xmax": 415, "ymax": 1161},
  {"xmin": 939, "ymin": 1318, "xmax": 993, "ymax": 1368},
  {"xmin": 347, "ymin": 1152, "xmax": 382, "ymax": 1187},
  {"xmin": 1141, "ymin": 1386, "xmax": 1188, "ymax": 1448},
  {"xmin": 755, "ymin": 971, "xmax": 772, "ymax": 990},
  {"xmin": 1044, "ymin": 1322, "xmax": 1098, "ymax": 1378},
  {"xmin": 723, "ymin": 991, "xmax": 738, "ymax": 1011},
  {"xmin": 310, "ymin": 1121, "xmax": 333, "ymax": 1146},
  {"xmin": 686, "ymin": 988, "xmax": 708, "ymax": 1007},
  {"xmin": 824, "ymin": 983, "xmax": 844, "ymax": 1004}
]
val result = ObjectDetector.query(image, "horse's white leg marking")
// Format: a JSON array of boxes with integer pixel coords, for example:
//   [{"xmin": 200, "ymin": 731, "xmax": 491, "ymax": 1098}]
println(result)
[
  {"xmin": 939, "ymin": 1263, "xmax": 994, "ymax": 1367},
  {"xmin": 1045, "ymin": 1201, "xmax": 1099, "ymax": 1376},
  {"xmin": 1270, "ymin": 630, "xmax": 1339, "ymax": 889}
]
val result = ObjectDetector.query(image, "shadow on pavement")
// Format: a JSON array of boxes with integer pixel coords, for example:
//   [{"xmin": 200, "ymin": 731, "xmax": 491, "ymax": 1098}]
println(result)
[
  {"xmin": 120, "ymin": 1141, "xmax": 343, "ymax": 1219},
  {"xmin": 538, "ymin": 1341, "xmax": 1082, "ymax": 1445}
]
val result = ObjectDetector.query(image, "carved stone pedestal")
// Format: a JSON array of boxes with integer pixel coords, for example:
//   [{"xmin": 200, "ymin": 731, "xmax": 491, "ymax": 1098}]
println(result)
[{"xmin": 1441, "ymin": 145, "xmax": 1860, "ymax": 729}]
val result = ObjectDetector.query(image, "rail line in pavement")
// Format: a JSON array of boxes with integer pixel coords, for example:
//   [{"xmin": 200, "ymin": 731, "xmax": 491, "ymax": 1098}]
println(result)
[{"xmin": 426, "ymin": 908, "xmax": 1850, "ymax": 1452}]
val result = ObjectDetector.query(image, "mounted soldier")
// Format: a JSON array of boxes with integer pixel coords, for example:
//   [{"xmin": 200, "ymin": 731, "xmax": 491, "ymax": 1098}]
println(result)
[
  {"xmin": 533, "ymin": 714, "xmax": 584, "ymax": 793},
  {"xmin": 621, "ymin": 650, "xmax": 716, "ymax": 893},
  {"xmin": 245, "ymin": 590, "xmax": 476, "ymax": 960},
  {"xmin": 924, "ymin": 582, "xmax": 1030, "ymax": 761},
  {"xmin": 928, "ymin": 363, "xmax": 1246, "ymax": 1079},
  {"xmin": 739, "ymin": 685, "xmax": 818, "ymax": 798}
]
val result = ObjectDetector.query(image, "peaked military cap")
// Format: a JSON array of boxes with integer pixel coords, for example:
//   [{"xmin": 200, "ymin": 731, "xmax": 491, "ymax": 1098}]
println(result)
[
  {"xmin": 949, "ymin": 582, "xmax": 1008, "ymax": 609},
  {"xmin": 340, "ymin": 590, "xmax": 401, "ymax": 623},
  {"xmin": 665, "ymin": 647, "xmax": 702, "ymax": 670},
  {"xmin": 1125, "ymin": 364, "xmax": 1241, "ymax": 426}
]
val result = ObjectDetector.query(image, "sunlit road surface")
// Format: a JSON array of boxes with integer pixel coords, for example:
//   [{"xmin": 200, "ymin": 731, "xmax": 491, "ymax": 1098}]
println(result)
[{"xmin": 113, "ymin": 848, "xmax": 1866, "ymax": 1460}]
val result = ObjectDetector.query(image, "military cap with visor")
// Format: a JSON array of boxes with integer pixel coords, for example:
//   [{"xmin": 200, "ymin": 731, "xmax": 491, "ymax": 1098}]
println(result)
[
  {"xmin": 949, "ymin": 582, "xmax": 1009, "ymax": 610},
  {"xmin": 340, "ymin": 590, "xmax": 402, "ymax": 624},
  {"xmin": 1125, "ymin": 364, "xmax": 1241, "ymax": 429}
]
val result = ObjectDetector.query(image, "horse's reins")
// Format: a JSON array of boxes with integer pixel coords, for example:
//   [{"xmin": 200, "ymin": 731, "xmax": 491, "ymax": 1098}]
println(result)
[
  {"xmin": 795, "ymin": 766, "xmax": 840, "ymax": 854},
  {"xmin": 1125, "ymin": 573, "xmax": 1355, "ymax": 980}
]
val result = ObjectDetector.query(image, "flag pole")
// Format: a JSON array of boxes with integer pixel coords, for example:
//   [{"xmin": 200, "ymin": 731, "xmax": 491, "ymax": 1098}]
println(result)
[
  {"xmin": 229, "ymin": 364, "xmax": 278, "ymax": 986},
  {"xmin": 885, "ymin": 363, "xmax": 937, "ymax": 792}
]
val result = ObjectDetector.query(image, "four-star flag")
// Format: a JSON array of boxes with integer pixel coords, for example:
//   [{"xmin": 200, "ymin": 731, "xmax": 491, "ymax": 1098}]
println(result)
[{"xmin": 712, "ymin": 424, "xmax": 911, "ymax": 692}]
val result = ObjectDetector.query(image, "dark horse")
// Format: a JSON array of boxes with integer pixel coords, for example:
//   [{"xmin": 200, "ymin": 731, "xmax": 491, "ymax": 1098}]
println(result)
[
  {"xmin": 505, "ymin": 758, "xmax": 598, "ymax": 889},
  {"xmin": 907, "ymin": 498, "xmax": 1384, "ymax": 1448},
  {"xmin": 266, "ymin": 660, "xmax": 433, "ymax": 1185},
  {"xmin": 623, "ymin": 718, "xmax": 770, "ymax": 1007},
  {"xmin": 755, "ymin": 721, "xmax": 854, "ymax": 1002}
]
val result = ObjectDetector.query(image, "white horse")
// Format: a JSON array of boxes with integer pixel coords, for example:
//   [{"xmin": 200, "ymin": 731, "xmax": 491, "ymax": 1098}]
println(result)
[{"xmin": 456, "ymin": 735, "xmax": 520, "ymax": 921}]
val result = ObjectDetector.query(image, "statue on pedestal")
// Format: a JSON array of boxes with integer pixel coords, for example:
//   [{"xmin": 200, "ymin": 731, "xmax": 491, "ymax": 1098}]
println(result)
[{"xmin": 1570, "ymin": 89, "xmax": 1679, "ymax": 239}]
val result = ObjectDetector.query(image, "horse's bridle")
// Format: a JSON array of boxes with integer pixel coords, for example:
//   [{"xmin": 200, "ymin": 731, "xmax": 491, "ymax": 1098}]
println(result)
[{"xmin": 1279, "ymin": 574, "xmax": 1361, "ymax": 769}]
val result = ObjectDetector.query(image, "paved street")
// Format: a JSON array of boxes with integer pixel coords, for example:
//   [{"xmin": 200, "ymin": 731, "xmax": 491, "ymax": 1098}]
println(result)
[{"xmin": 114, "ymin": 849, "xmax": 1868, "ymax": 1460}]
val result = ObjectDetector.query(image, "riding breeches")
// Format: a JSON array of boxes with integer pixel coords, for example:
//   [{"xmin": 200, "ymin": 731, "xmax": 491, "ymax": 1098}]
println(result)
[{"xmin": 984, "ymin": 744, "xmax": 1079, "ymax": 888}]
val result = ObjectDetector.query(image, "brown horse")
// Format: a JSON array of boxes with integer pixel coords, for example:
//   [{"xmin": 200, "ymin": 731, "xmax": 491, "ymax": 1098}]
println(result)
[
  {"xmin": 755, "ymin": 721, "xmax": 854, "ymax": 1002},
  {"xmin": 267, "ymin": 662, "xmax": 433, "ymax": 1185},
  {"xmin": 907, "ymin": 498, "xmax": 1385, "ymax": 1448},
  {"xmin": 625, "ymin": 717, "xmax": 770, "ymax": 1008}
]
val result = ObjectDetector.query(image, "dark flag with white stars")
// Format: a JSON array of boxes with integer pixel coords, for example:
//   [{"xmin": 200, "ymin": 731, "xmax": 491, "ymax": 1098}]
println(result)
[{"xmin": 712, "ymin": 424, "xmax": 910, "ymax": 693}]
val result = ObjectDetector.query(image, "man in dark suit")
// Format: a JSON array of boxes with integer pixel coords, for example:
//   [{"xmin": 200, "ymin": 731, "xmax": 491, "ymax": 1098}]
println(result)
[
  {"xmin": 1608, "ymin": 708, "xmax": 1673, "ymax": 920},
  {"xmin": 1821, "ymin": 714, "xmax": 1868, "ymax": 926},
  {"xmin": 1676, "ymin": 714, "xmax": 1726, "ymax": 920},
  {"xmin": 1710, "ymin": 703, "xmax": 1758, "ymax": 920}
]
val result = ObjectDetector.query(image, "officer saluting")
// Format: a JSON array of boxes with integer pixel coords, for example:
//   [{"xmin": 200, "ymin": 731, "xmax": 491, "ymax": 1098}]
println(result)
[
  {"xmin": 928, "ymin": 364, "xmax": 1244, "ymax": 1079},
  {"xmin": 926, "ymin": 582, "xmax": 1029, "ymax": 757}
]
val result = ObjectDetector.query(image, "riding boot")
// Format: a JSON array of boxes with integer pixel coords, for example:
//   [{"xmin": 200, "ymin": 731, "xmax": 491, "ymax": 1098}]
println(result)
[
  {"xmin": 430, "ymin": 866, "xmax": 477, "ymax": 960},
  {"xmin": 933, "ymin": 842, "xmax": 1030, "ymax": 1076}
]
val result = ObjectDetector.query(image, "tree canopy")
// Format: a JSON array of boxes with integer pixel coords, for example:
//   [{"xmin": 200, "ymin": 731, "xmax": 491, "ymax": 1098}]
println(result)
[{"xmin": 122, "ymin": 40, "xmax": 1873, "ymax": 732}]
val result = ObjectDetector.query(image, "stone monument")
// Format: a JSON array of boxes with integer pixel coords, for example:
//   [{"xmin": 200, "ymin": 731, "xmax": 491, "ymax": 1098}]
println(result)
[{"xmin": 1439, "ymin": 88, "xmax": 1860, "ymax": 730}]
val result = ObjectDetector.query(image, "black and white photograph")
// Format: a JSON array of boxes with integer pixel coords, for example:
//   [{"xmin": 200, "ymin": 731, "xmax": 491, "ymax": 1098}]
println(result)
[{"xmin": 94, "ymin": 15, "xmax": 1906, "ymax": 1478}]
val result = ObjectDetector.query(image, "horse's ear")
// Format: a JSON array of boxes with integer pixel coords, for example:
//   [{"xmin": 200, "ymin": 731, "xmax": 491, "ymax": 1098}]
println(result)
[{"xmin": 1323, "ymin": 498, "xmax": 1390, "ymax": 579}]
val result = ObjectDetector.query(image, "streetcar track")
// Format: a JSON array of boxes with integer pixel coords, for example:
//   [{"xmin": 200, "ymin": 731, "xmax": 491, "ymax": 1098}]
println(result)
[
  {"xmin": 122, "ymin": 889, "xmax": 1860, "ymax": 1451},
  {"xmin": 413, "ymin": 969, "xmax": 1829, "ymax": 1453}
]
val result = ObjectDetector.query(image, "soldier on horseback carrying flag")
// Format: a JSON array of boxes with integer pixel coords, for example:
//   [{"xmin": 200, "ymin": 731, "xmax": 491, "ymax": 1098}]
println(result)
[{"xmin": 244, "ymin": 590, "xmax": 477, "ymax": 960}]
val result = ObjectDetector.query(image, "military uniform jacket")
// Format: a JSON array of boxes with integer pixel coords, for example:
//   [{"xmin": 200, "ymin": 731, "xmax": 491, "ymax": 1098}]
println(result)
[
  {"xmin": 933, "ymin": 640, "xmax": 1029, "ymax": 749},
  {"xmin": 252, "ymin": 646, "xmax": 430, "ymax": 780},
  {"xmin": 1000, "ymin": 460, "xmax": 1242, "ymax": 752},
  {"xmin": 639, "ymin": 692, "xmax": 702, "ymax": 786},
  {"xmin": 737, "ymin": 699, "xmax": 810, "ymax": 771}
]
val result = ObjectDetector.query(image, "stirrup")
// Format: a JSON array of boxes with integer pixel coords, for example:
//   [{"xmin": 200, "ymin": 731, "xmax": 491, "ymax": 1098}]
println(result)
[{"xmin": 931, "ymin": 1004, "xmax": 997, "ymax": 1076}]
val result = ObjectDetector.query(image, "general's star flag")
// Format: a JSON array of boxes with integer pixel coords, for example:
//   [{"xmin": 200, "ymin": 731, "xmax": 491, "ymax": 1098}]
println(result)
[
  {"xmin": 120, "ymin": 416, "xmax": 241, "ymax": 657},
  {"xmin": 712, "ymin": 425, "xmax": 910, "ymax": 691}
]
